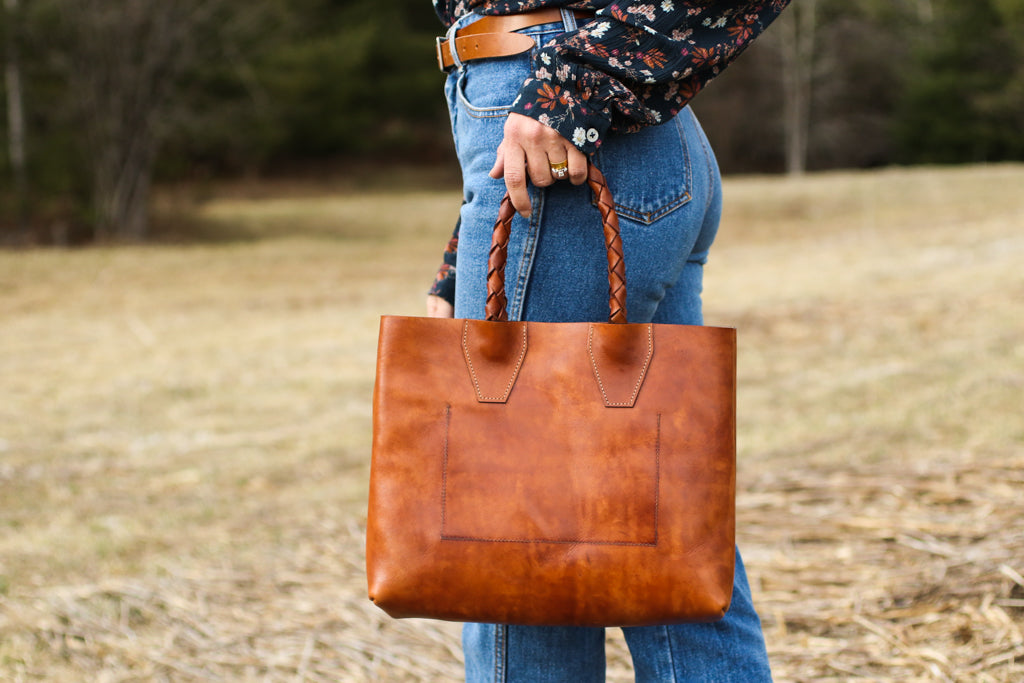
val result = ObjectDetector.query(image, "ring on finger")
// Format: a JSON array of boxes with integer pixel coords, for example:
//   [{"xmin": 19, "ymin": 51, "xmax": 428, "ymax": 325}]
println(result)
[{"xmin": 549, "ymin": 159, "xmax": 569, "ymax": 180}]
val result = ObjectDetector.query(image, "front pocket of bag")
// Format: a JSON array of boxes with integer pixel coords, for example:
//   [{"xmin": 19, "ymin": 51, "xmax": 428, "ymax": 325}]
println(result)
[
  {"xmin": 592, "ymin": 115, "xmax": 693, "ymax": 224},
  {"xmin": 441, "ymin": 405, "xmax": 660, "ymax": 546}
]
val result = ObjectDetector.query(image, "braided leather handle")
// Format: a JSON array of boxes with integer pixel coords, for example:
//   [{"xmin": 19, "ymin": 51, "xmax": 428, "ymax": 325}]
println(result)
[{"xmin": 485, "ymin": 163, "xmax": 627, "ymax": 324}]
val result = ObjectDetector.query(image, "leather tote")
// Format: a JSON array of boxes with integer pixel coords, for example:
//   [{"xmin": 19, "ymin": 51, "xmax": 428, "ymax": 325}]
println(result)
[{"xmin": 366, "ymin": 165, "xmax": 737, "ymax": 627}]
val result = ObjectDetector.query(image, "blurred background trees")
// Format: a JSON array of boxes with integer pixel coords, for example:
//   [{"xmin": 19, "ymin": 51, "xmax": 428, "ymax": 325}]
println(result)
[{"xmin": 1, "ymin": 0, "xmax": 1023, "ymax": 242}]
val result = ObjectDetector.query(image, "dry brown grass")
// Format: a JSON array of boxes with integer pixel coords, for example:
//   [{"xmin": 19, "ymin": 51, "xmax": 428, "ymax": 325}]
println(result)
[{"xmin": 1, "ymin": 164, "xmax": 1022, "ymax": 681}]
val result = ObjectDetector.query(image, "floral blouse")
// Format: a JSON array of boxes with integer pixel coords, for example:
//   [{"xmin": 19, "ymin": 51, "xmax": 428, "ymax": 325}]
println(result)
[{"xmin": 428, "ymin": 0, "xmax": 791, "ymax": 304}]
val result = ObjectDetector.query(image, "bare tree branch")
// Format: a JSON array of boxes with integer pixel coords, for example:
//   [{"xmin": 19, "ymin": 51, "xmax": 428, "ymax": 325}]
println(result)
[
  {"xmin": 779, "ymin": 0, "xmax": 817, "ymax": 176},
  {"xmin": 4, "ymin": 0, "xmax": 28, "ymax": 236},
  {"xmin": 53, "ymin": 0, "xmax": 234, "ymax": 239}
]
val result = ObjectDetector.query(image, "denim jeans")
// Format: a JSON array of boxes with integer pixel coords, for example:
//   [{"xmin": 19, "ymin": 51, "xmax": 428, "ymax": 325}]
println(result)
[{"xmin": 444, "ymin": 13, "xmax": 772, "ymax": 683}]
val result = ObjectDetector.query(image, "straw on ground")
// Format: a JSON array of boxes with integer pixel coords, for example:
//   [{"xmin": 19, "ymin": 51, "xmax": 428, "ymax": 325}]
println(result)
[{"xmin": 1, "ymin": 165, "xmax": 1022, "ymax": 681}]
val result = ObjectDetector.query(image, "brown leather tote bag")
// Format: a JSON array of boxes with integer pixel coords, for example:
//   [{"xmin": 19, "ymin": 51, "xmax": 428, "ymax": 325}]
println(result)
[{"xmin": 366, "ymin": 165, "xmax": 736, "ymax": 626}]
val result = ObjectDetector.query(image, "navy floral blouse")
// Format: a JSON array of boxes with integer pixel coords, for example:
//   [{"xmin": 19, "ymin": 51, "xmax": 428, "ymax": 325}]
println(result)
[{"xmin": 428, "ymin": 0, "xmax": 791, "ymax": 303}]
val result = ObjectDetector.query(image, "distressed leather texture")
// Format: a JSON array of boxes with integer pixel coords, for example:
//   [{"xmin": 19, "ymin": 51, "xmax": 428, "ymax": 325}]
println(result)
[
  {"xmin": 366, "ymin": 165, "xmax": 737, "ymax": 626},
  {"xmin": 367, "ymin": 317, "xmax": 736, "ymax": 626}
]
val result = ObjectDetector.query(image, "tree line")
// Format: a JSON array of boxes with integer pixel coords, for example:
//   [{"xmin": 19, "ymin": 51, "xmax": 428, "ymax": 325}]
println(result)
[{"xmin": 1, "ymin": 0, "xmax": 1022, "ymax": 242}]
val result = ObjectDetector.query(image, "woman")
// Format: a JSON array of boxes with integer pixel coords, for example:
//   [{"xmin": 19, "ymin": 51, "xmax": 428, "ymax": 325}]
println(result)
[{"xmin": 425, "ymin": 1, "xmax": 790, "ymax": 680}]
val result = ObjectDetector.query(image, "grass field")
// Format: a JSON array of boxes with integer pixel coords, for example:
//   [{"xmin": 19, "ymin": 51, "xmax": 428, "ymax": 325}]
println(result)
[{"xmin": 1, "ymin": 164, "xmax": 1023, "ymax": 681}]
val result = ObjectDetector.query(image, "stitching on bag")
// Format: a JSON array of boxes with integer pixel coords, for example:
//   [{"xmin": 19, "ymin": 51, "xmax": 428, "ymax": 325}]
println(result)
[
  {"xmin": 462, "ymin": 320, "xmax": 528, "ymax": 403},
  {"xmin": 440, "ymin": 409, "xmax": 661, "ymax": 547},
  {"xmin": 440, "ymin": 404, "xmax": 452, "ymax": 535},
  {"xmin": 654, "ymin": 412, "xmax": 661, "ymax": 546},
  {"xmin": 440, "ymin": 535, "xmax": 658, "ymax": 547},
  {"xmin": 588, "ymin": 324, "xmax": 654, "ymax": 407}
]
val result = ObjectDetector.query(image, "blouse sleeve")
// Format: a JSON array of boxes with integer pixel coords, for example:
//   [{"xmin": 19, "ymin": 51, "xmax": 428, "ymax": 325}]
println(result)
[
  {"xmin": 427, "ymin": 215, "xmax": 460, "ymax": 306},
  {"xmin": 509, "ymin": 0, "xmax": 791, "ymax": 154}
]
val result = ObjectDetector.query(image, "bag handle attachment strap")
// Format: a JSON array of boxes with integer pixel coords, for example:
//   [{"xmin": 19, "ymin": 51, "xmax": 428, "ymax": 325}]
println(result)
[{"xmin": 485, "ymin": 163, "xmax": 628, "ymax": 324}]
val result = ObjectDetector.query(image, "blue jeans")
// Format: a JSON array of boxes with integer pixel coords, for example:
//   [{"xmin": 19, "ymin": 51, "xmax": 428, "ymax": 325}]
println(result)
[{"xmin": 445, "ymin": 14, "xmax": 772, "ymax": 683}]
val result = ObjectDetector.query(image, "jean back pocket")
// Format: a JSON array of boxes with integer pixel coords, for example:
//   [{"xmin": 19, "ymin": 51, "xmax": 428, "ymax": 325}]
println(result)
[{"xmin": 592, "ymin": 114, "xmax": 693, "ymax": 225}]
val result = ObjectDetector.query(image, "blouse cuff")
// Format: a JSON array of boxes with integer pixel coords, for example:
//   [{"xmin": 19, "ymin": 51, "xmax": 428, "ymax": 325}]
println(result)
[
  {"xmin": 428, "ymin": 263, "xmax": 456, "ymax": 306},
  {"xmin": 510, "ymin": 49, "xmax": 612, "ymax": 155}
]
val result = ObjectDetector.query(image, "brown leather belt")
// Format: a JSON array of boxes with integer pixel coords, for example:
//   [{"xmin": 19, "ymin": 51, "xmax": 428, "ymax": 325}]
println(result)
[{"xmin": 436, "ymin": 9, "xmax": 591, "ymax": 71}]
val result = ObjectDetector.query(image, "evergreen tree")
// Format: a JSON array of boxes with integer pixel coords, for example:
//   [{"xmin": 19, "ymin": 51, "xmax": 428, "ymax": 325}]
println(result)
[{"xmin": 895, "ymin": 0, "xmax": 1024, "ymax": 163}]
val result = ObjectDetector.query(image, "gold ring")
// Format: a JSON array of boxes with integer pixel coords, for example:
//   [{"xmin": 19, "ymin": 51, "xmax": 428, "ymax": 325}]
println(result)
[{"xmin": 549, "ymin": 160, "xmax": 569, "ymax": 174}]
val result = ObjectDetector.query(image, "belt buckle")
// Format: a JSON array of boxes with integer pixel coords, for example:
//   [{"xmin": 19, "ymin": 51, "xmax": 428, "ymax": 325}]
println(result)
[{"xmin": 435, "ymin": 36, "xmax": 449, "ymax": 72}]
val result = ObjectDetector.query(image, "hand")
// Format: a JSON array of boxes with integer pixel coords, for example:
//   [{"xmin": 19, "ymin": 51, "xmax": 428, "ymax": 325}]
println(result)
[
  {"xmin": 426, "ymin": 295, "xmax": 454, "ymax": 318},
  {"xmin": 489, "ymin": 113, "xmax": 588, "ymax": 218}
]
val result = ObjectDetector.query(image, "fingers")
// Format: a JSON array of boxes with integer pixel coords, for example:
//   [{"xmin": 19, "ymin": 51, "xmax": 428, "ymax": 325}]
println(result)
[
  {"xmin": 490, "ymin": 113, "xmax": 589, "ymax": 217},
  {"xmin": 547, "ymin": 154, "xmax": 569, "ymax": 182},
  {"xmin": 490, "ymin": 140, "xmax": 531, "ymax": 218},
  {"xmin": 488, "ymin": 149, "xmax": 505, "ymax": 184},
  {"xmin": 546, "ymin": 149, "xmax": 587, "ymax": 186},
  {"xmin": 520, "ymin": 123, "xmax": 569, "ymax": 188},
  {"xmin": 565, "ymin": 152, "xmax": 588, "ymax": 186}
]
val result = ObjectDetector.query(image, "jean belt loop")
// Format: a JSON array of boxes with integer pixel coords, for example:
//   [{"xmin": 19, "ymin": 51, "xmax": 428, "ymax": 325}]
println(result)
[
  {"xmin": 448, "ymin": 12, "xmax": 483, "ymax": 71},
  {"xmin": 445, "ymin": 20, "xmax": 464, "ymax": 71},
  {"xmin": 560, "ymin": 8, "xmax": 578, "ymax": 31}
]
